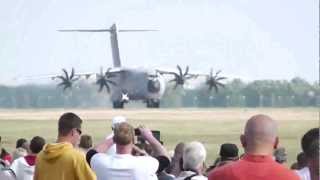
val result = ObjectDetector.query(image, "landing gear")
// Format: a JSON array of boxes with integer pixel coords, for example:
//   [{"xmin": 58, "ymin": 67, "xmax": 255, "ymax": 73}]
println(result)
[
  {"xmin": 146, "ymin": 99, "xmax": 160, "ymax": 108},
  {"xmin": 113, "ymin": 101, "xmax": 124, "ymax": 109}
]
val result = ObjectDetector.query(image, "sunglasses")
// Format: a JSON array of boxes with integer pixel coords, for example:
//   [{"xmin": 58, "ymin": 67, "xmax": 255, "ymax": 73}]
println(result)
[{"xmin": 75, "ymin": 128, "xmax": 82, "ymax": 135}]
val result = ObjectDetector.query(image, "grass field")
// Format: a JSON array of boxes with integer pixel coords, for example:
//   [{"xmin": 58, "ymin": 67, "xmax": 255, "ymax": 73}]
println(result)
[{"xmin": 0, "ymin": 107, "xmax": 318, "ymax": 167}]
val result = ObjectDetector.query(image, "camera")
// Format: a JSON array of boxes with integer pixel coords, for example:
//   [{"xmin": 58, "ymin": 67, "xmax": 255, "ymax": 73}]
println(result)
[{"xmin": 134, "ymin": 128, "xmax": 161, "ymax": 142}]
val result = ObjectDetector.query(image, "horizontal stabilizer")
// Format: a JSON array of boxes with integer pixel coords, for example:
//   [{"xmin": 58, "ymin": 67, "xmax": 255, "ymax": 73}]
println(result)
[
  {"xmin": 58, "ymin": 29, "xmax": 111, "ymax": 32},
  {"xmin": 58, "ymin": 29, "xmax": 158, "ymax": 32},
  {"xmin": 118, "ymin": 29, "xmax": 158, "ymax": 32}
]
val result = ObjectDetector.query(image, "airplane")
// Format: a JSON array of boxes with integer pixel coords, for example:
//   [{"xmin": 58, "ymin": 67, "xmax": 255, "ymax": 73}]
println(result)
[{"xmin": 51, "ymin": 23, "xmax": 226, "ymax": 108}]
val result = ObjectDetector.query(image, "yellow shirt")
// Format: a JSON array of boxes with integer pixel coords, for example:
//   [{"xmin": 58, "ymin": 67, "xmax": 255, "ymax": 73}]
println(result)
[{"xmin": 34, "ymin": 142, "xmax": 96, "ymax": 180}]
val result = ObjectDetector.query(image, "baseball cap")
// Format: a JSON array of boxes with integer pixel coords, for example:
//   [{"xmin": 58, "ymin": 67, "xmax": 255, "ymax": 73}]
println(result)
[{"xmin": 112, "ymin": 116, "xmax": 127, "ymax": 128}]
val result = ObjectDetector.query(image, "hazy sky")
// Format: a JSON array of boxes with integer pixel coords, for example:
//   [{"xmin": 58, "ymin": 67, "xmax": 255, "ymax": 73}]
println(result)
[{"xmin": 0, "ymin": 0, "xmax": 318, "ymax": 85}]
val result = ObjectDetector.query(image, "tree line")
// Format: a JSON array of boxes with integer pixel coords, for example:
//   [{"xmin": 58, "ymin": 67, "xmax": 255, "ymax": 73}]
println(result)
[{"xmin": 0, "ymin": 77, "xmax": 318, "ymax": 108}]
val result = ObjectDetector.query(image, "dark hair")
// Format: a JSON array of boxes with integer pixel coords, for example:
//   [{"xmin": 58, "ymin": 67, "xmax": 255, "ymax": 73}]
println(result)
[
  {"xmin": 0, "ymin": 148, "xmax": 9, "ymax": 159},
  {"xmin": 297, "ymin": 152, "xmax": 308, "ymax": 168},
  {"xmin": 16, "ymin": 138, "xmax": 27, "ymax": 148},
  {"xmin": 30, "ymin": 136, "xmax": 46, "ymax": 154},
  {"xmin": 79, "ymin": 134, "xmax": 93, "ymax": 149},
  {"xmin": 58, "ymin": 112, "xmax": 82, "ymax": 136},
  {"xmin": 301, "ymin": 128, "xmax": 319, "ymax": 158},
  {"xmin": 219, "ymin": 143, "xmax": 239, "ymax": 161}
]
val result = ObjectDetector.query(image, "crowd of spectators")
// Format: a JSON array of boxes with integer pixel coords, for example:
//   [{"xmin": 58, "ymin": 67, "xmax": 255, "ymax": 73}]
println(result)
[{"xmin": 0, "ymin": 112, "xmax": 318, "ymax": 180}]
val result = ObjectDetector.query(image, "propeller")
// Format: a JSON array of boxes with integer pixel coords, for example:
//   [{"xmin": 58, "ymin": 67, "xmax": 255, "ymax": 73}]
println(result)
[
  {"xmin": 96, "ymin": 68, "xmax": 117, "ymax": 93},
  {"xmin": 168, "ymin": 65, "xmax": 196, "ymax": 89},
  {"xmin": 56, "ymin": 68, "xmax": 79, "ymax": 91},
  {"xmin": 206, "ymin": 68, "xmax": 227, "ymax": 92}
]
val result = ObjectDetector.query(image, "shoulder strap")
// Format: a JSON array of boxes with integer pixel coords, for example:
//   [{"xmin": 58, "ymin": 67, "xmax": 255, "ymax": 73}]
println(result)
[{"xmin": 184, "ymin": 173, "xmax": 198, "ymax": 180}]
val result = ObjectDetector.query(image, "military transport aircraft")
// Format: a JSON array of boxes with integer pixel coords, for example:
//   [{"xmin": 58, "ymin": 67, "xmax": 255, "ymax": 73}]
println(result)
[{"xmin": 50, "ymin": 23, "xmax": 226, "ymax": 108}]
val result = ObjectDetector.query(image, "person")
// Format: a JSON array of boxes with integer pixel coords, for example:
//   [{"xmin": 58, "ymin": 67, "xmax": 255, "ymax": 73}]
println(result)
[
  {"xmin": 291, "ymin": 152, "xmax": 308, "ymax": 170},
  {"xmin": 15, "ymin": 138, "xmax": 29, "ymax": 151},
  {"xmin": 34, "ymin": 112, "xmax": 96, "ymax": 180},
  {"xmin": 0, "ymin": 148, "xmax": 12, "ymax": 166},
  {"xmin": 167, "ymin": 142, "xmax": 185, "ymax": 177},
  {"xmin": 176, "ymin": 141, "xmax": 207, "ymax": 180},
  {"xmin": 273, "ymin": 147, "xmax": 287, "ymax": 164},
  {"xmin": 208, "ymin": 114, "xmax": 299, "ymax": 180},
  {"xmin": 295, "ymin": 128, "xmax": 319, "ymax": 180},
  {"xmin": 87, "ymin": 122, "xmax": 169, "ymax": 180},
  {"xmin": 207, "ymin": 143, "xmax": 239, "ymax": 172},
  {"xmin": 79, "ymin": 134, "xmax": 93, "ymax": 154},
  {"xmin": 0, "ymin": 164, "xmax": 15, "ymax": 180},
  {"xmin": 12, "ymin": 148, "xmax": 27, "ymax": 162},
  {"xmin": 10, "ymin": 136, "xmax": 45, "ymax": 180},
  {"xmin": 106, "ymin": 115, "xmax": 127, "ymax": 155}
]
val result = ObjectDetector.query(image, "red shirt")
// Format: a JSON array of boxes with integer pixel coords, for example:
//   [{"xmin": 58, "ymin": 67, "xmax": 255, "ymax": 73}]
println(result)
[
  {"xmin": 2, "ymin": 154, "xmax": 12, "ymax": 163},
  {"xmin": 208, "ymin": 154, "xmax": 300, "ymax": 180}
]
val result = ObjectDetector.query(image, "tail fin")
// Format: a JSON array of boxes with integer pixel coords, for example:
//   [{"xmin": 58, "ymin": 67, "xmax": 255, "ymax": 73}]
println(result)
[{"xmin": 58, "ymin": 23, "xmax": 158, "ymax": 68}]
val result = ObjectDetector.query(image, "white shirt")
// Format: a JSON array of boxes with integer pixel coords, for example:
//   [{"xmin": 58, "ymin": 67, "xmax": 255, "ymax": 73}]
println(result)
[
  {"xmin": 91, "ymin": 153, "xmax": 159, "ymax": 180},
  {"xmin": 295, "ymin": 167, "xmax": 310, "ymax": 180},
  {"xmin": 105, "ymin": 133, "xmax": 117, "ymax": 155},
  {"xmin": 10, "ymin": 157, "xmax": 35, "ymax": 180}
]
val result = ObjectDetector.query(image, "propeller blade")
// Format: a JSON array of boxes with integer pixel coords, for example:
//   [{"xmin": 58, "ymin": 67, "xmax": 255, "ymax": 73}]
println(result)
[
  {"xmin": 56, "ymin": 75, "xmax": 66, "ymax": 81},
  {"xmin": 62, "ymin": 69, "xmax": 69, "ymax": 80},
  {"xmin": 216, "ymin": 77, "xmax": 227, "ymax": 81},
  {"xmin": 106, "ymin": 80, "xmax": 117, "ymax": 86},
  {"xmin": 184, "ymin": 66, "xmax": 189, "ymax": 76},
  {"xmin": 213, "ymin": 84, "xmax": 219, "ymax": 92},
  {"xmin": 98, "ymin": 83, "xmax": 104, "ymax": 92},
  {"xmin": 215, "ymin": 70, "xmax": 222, "ymax": 77},
  {"xmin": 70, "ymin": 68, "xmax": 75, "ymax": 80},
  {"xmin": 106, "ymin": 84, "xmax": 111, "ymax": 93},
  {"xmin": 177, "ymin": 65, "xmax": 183, "ymax": 77}
]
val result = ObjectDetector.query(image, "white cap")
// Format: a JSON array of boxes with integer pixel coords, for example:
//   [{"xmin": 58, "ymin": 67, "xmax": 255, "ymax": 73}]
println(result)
[{"xmin": 111, "ymin": 116, "xmax": 127, "ymax": 128}]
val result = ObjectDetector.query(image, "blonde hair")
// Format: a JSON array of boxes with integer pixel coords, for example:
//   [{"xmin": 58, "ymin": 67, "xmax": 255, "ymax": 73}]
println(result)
[{"xmin": 113, "ymin": 122, "xmax": 134, "ymax": 145}]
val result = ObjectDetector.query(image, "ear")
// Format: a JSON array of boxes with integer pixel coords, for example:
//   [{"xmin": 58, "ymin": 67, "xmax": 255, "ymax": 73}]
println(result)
[
  {"xmin": 240, "ymin": 134, "xmax": 246, "ymax": 148},
  {"xmin": 273, "ymin": 136, "xmax": 279, "ymax": 149}
]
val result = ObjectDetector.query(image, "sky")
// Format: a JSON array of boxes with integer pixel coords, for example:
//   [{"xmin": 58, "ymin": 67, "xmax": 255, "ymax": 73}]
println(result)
[{"xmin": 0, "ymin": 0, "xmax": 319, "ymax": 85}]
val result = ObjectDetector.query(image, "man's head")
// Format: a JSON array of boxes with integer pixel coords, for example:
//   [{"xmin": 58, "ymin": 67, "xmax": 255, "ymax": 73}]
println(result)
[
  {"xmin": 16, "ymin": 138, "xmax": 28, "ymax": 150},
  {"xmin": 79, "ymin": 134, "xmax": 93, "ymax": 149},
  {"xmin": 296, "ymin": 152, "xmax": 308, "ymax": 169},
  {"xmin": 241, "ymin": 114, "xmax": 278, "ymax": 155},
  {"xmin": 113, "ymin": 122, "xmax": 134, "ymax": 146},
  {"xmin": 301, "ymin": 128, "xmax": 319, "ymax": 177},
  {"xmin": 58, "ymin": 112, "xmax": 83, "ymax": 146},
  {"xmin": 182, "ymin": 141, "xmax": 206, "ymax": 173},
  {"xmin": 30, "ymin": 136, "xmax": 46, "ymax": 154},
  {"xmin": 273, "ymin": 147, "xmax": 287, "ymax": 164},
  {"xmin": 301, "ymin": 128, "xmax": 319, "ymax": 159},
  {"xmin": 219, "ymin": 143, "xmax": 239, "ymax": 161}
]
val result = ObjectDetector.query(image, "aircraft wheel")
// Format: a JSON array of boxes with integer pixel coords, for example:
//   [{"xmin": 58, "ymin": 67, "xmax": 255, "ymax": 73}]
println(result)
[
  {"xmin": 113, "ymin": 101, "xmax": 124, "ymax": 109},
  {"xmin": 146, "ymin": 99, "xmax": 160, "ymax": 108}
]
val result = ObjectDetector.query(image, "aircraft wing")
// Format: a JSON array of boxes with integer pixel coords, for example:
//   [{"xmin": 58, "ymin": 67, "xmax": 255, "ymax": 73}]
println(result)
[{"xmin": 155, "ymin": 68, "xmax": 199, "ymax": 79}]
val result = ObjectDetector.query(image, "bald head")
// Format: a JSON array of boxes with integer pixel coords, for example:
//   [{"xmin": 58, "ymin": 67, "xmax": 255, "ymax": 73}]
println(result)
[{"xmin": 241, "ymin": 114, "xmax": 278, "ymax": 154}]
